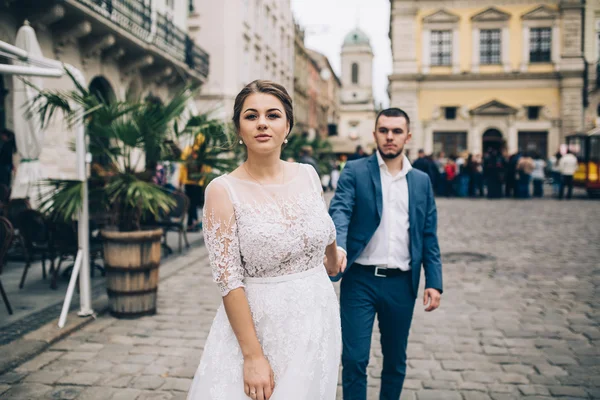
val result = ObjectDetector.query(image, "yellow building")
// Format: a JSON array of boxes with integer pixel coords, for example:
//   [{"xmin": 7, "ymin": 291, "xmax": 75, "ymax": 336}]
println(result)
[{"xmin": 389, "ymin": 0, "xmax": 586, "ymax": 159}]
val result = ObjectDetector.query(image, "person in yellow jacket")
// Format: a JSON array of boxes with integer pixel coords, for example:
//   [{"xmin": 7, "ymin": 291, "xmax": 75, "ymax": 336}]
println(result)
[{"xmin": 179, "ymin": 133, "xmax": 211, "ymax": 231}]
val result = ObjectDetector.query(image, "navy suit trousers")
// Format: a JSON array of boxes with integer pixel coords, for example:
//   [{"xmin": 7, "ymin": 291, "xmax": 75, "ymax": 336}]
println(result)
[{"xmin": 340, "ymin": 265, "xmax": 416, "ymax": 400}]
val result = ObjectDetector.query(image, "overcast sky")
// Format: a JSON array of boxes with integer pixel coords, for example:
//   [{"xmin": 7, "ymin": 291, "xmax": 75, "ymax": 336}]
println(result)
[{"xmin": 291, "ymin": 0, "xmax": 392, "ymax": 108}]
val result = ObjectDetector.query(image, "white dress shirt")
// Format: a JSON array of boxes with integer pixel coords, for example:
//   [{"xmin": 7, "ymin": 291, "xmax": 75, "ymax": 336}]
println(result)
[{"xmin": 354, "ymin": 152, "xmax": 412, "ymax": 270}]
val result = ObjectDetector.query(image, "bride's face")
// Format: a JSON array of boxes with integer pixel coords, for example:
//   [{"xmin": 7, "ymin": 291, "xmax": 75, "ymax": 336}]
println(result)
[{"xmin": 239, "ymin": 93, "xmax": 290, "ymax": 155}]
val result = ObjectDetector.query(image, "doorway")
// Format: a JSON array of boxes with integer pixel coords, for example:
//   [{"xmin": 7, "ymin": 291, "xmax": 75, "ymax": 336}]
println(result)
[{"xmin": 482, "ymin": 129, "xmax": 504, "ymax": 153}]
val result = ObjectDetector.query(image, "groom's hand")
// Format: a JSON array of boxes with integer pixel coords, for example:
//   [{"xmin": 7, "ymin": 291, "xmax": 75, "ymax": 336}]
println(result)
[
  {"xmin": 423, "ymin": 289, "xmax": 441, "ymax": 312},
  {"xmin": 337, "ymin": 249, "xmax": 347, "ymax": 273}
]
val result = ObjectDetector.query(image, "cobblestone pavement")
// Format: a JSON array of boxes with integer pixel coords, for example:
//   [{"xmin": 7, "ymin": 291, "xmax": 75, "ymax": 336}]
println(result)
[{"xmin": 0, "ymin": 196, "xmax": 598, "ymax": 399}]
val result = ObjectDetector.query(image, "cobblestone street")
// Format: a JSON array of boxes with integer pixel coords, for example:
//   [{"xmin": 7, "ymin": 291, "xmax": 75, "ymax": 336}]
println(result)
[{"xmin": 0, "ymin": 196, "xmax": 598, "ymax": 399}]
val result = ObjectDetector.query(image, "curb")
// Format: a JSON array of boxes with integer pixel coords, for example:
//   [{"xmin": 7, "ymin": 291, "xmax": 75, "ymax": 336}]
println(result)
[{"xmin": 0, "ymin": 239, "xmax": 207, "ymax": 376}]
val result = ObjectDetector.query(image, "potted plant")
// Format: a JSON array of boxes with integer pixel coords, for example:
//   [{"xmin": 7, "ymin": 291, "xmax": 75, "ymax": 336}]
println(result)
[{"xmin": 31, "ymin": 71, "xmax": 234, "ymax": 317}]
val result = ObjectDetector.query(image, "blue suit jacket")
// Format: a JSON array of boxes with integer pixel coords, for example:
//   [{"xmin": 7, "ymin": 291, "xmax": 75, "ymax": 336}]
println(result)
[{"xmin": 329, "ymin": 154, "xmax": 443, "ymax": 297}]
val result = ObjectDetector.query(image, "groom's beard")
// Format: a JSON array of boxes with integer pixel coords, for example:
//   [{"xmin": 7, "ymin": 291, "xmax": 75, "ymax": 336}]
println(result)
[{"xmin": 377, "ymin": 145, "xmax": 404, "ymax": 160}]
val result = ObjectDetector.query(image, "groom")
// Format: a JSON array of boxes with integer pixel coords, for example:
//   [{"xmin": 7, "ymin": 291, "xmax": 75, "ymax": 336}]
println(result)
[{"xmin": 329, "ymin": 108, "xmax": 443, "ymax": 399}]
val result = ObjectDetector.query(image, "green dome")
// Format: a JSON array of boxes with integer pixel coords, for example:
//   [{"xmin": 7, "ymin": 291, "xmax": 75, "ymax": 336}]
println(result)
[{"xmin": 343, "ymin": 28, "xmax": 371, "ymax": 47}]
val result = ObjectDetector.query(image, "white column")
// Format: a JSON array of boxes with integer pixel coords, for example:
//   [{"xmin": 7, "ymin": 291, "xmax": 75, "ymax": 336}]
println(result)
[
  {"xmin": 472, "ymin": 28, "xmax": 480, "ymax": 73},
  {"xmin": 452, "ymin": 28, "xmax": 460, "ymax": 74},
  {"xmin": 424, "ymin": 123, "xmax": 433, "ymax": 154},
  {"xmin": 552, "ymin": 23, "xmax": 560, "ymax": 71},
  {"xmin": 422, "ymin": 29, "xmax": 431, "ymax": 74},
  {"xmin": 502, "ymin": 27, "xmax": 511, "ymax": 72},
  {"xmin": 520, "ymin": 26, "xmax": 529, "ymax": 72}
]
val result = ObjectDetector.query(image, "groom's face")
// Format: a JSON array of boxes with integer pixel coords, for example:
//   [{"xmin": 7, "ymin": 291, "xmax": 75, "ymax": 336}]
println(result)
[{"xmin": 373, "ymin": 116, "xmax": 411, "ymax": 160}]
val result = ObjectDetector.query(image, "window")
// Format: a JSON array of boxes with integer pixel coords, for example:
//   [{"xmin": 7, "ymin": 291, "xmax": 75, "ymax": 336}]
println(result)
[
  {"xmin": 430, "ymin": 30, "xmax": 452, "ymax": 66},
  {"xmin": 530, "ymin": 27, "xmax": 551, "ymax": 63},
  {"xmin": 480, "ymin": 29, "xmax": 501, "ymax": 65},
  {"xmin": 445, "ymin": 107, "xmax": 457, "ymax": 120},
  {"xmin": 433, "ymin": 132, "xmax": 467, "ymax": 156},
  {"xmin": 527, "ymin": 106, "xmax": 541, "ymax": 120},
  {"xmin": 351, "ymin": 63, "xmax": 359, "ymax": 84}
]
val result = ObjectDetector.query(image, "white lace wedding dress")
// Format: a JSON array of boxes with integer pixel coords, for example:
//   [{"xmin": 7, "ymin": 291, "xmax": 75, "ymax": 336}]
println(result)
[{"xmin": 187, "ymin": 163, "xmax": 341, "ymax": 400}]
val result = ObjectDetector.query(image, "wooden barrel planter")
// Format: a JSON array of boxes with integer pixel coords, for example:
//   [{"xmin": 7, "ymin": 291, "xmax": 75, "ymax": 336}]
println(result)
[{"xmin": 101, "ymin": 229, "xmax": 163, "ymax": 318}]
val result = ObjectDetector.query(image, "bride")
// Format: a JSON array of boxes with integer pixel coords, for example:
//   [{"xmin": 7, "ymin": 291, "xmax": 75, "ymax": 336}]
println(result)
[{"xmin": 187, "ymin": 80, "xmax": 343, "ymax": 400}]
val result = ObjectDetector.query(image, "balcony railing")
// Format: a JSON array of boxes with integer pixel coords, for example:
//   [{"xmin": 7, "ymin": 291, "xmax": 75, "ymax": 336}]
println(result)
[
  {"xmin": 75, "ymin": 0, "xmax": 209, "ymax": 79},
  {"xmin": 83, "ymin": 0, "xmax": 152, "ymax": 41}
]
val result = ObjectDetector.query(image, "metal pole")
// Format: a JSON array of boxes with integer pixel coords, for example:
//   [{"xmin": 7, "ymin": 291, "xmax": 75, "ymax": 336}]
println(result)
[
  {"xmin": 57, "ymin": 250, "xmax": 82, "ymax": 328},
  {"xmin": 0, "ymin": 64, "xmax": 63, "ymax": 77},
  {"xmin": 67, "ymin": 65, "xmax": 94, "ymax": 318}
]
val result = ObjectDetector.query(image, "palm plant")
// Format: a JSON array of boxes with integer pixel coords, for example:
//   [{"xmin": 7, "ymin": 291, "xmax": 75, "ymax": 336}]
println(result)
[
  {"xmin": 181, "ymin": 115, "xmax": 238, "ymax": 185},
  {"xmin": 30, "ymin": 70, "xmax": 232, "ymax": 232}
]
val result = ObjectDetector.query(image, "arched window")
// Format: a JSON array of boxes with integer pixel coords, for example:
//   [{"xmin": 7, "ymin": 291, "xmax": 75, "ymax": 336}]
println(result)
[{"xmin": 351, "ymin": 63, "xmax": 359, "ymax": 84}]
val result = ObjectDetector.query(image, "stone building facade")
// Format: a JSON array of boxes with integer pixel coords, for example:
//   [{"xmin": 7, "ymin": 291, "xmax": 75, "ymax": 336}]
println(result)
[
  {"xmin": 0, "ymin": 0, "xmax": 208, "ymax": 180},
  {"xmin": 584, "ymin": 0, "xmax": 600, "ymax": 132},
  {"xmin": 389, "ymin": 0, "xmax": 586, "ymax": 159},
  {"xmin": 190, "ymin": 0, "xmax": 294, "ymax": 118},
  {"xmin": 293, "ymin": 26, "xmax": 341, "ymax": 140},
  {"xmin": 307, "ymin": 49, "xmax": 342, "ymax": 139}
]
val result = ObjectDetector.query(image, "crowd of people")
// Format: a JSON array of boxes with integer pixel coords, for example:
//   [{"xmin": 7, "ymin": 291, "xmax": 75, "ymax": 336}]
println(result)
[
  {"xmin": 320, "ymin": 144, "xmax": 581, "ymax": 201},
  {"xmin": 409, "ymin": 148, "xmax": 579, "ymax": 200}
]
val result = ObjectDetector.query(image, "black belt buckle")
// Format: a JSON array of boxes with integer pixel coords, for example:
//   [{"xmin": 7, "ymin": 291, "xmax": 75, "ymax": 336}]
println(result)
[{"xmin": 374, "ymin": 267, "xmax": 387, "ymax": 277}]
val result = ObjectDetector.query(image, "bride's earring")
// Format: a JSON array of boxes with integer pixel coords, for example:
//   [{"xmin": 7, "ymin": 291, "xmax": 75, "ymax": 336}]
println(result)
[
  {"xmin": 239, "ymin": 139, "xmax": 244, "ymax": 145},
  {"xmin": 284, "ymin": 138, "xmax": 288, "ymax": 144}
]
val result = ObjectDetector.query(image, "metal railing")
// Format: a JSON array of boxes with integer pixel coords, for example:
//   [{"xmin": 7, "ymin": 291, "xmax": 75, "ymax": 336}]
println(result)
[
  {"xmin": 80, "ymin": 0, "xmax": 152, "ymax": 41},
  {"xmin": 75, "ymin": 0, "xmax": 209, "ymax": 79}
]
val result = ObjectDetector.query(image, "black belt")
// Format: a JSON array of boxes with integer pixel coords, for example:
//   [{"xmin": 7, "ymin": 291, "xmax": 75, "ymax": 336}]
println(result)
[{"xmin": 355, "ymin": 263, "xmax": 409, "ymax": 277}]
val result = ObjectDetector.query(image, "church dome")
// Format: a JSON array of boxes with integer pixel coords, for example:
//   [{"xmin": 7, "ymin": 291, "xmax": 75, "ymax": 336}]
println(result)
[{"xmin": 343, "ymin": 28, "xmax": 371, "ymax": 47}]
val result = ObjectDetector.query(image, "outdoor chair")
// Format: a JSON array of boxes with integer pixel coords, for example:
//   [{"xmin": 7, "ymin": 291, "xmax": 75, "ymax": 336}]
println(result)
[
  {"xmin": 0, "ymin": 184, "xmax": 10, "ymax": 206},
  {"xmin": 3, "ymin": 198, "xmax": 32, "ymax": 261},
  {"xmin": 0, "ymin": 216, "xmax": 14, "ymax": 315},
  {"xmin": 145, "ymin": 190, "xmax": 190, "ymax": 255},
  {"xmin": 16, "ymin": 209, "xmax": 55, "ymax": 289},
  {"xmin": 51, "ymin": 220, "xmax": 104, "ymax": 289}
]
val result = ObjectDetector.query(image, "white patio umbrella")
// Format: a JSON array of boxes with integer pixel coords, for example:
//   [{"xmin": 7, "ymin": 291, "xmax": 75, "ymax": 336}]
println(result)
[{"xmin": 10, "ymin": 21, "xmax": 46, "ymax": 208}]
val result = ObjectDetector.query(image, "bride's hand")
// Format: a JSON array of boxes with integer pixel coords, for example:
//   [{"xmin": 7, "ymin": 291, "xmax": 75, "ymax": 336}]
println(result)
[
  {"xmin": 324, "ymin": 254, "xmax": 339, "ymax": 276},
  {"xmin": 244, "ymin": 354, "xmax": 274, "ymax": 400}
]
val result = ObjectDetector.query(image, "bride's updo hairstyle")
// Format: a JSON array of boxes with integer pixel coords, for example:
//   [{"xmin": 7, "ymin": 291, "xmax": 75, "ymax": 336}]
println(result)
[{"xmin": 232, "ymin": 80, "xmax": 294, "ymax": 136}]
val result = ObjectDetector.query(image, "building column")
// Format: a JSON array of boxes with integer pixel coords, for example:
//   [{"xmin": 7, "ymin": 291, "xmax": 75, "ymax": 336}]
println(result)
[
  {"xmin": 520, "ymin": 26, "xmax": 529, "ymax": 72},
  {"xmin": 471, "ymin": 28, "xmax": 480, "ymax": 73},
  {"xmin": 423, "ymin": 122, "xmax": 433, "ymax": 155},
  {"xmin": 422, "ymin": 29, "xmax": 430, "ymax": 74},
  {"xmin": 502, "ymin": 27, "xmax": 511, "ymax": 72},
  {"xmin": 452, "ymin": 28, "xmax": 460, "ymax": 74},
  {"xmin": 469, "ymin": 121, "xmax": 480, "ymax": 154},
  {"xmin": 548, "ymin": 122, "xmax": 561, "ymax": 156},
  {"xmin": 508, "ymin": 116, "xmax": 518, "ymax": 154},
  {"xmin": 552, "ymin": 23, "xmax": 560, "ymax": 71}
]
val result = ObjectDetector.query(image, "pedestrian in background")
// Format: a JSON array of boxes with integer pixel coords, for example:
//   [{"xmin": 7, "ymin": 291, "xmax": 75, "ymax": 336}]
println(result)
[
  {"xmin": 549, "ymin": 150, "xmax": 562, "ymax": 196},
  {"xmin": 348, "ymin": 145, "xmax": 368, "ymax": 161},
  {"xmin": 298, "ymin": 145, "xmax": 320, "ymax": 176},
  {"xmin": 532, "ymin": 153, "xmax": 546, "ymax": 198},
  {"xmin": 444, "ymin": 157, "xmax": 457, "ymax": 197},
  {"xmin": 558, "ymin": 150, "xmax": 578, "ymax": 200},
  {"xmin": 516, "ymin": 153, "xmax": 534, "ymax": 199}
]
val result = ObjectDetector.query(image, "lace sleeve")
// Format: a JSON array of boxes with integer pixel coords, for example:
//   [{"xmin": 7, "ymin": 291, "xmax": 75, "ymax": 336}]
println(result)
[{"xmin": 202, "ymin": 180, "xmax": 245, "ymax": 296}]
